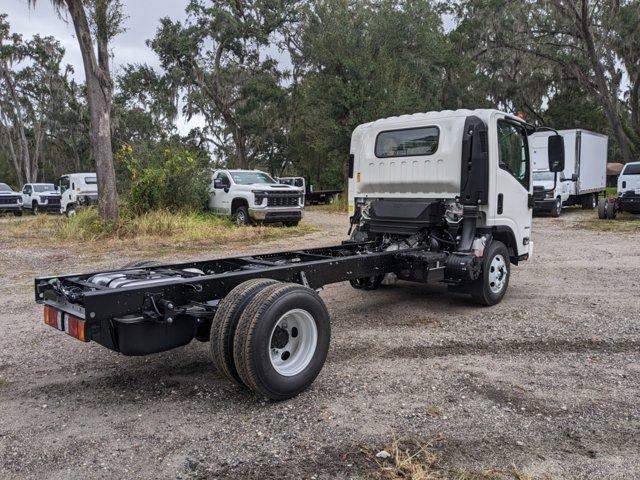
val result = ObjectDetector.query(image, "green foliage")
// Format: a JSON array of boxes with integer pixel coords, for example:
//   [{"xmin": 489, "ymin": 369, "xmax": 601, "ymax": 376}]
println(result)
[{"xmin": 117, "ymin": 144, "xmax": 210, "ymax": 212}]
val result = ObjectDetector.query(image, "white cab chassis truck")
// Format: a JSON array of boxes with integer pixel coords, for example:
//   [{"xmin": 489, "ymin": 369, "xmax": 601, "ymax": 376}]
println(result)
[
  {"xmin": 57, "ymin": 173, "xmax": 99, "ymax": 216},
  {"xmin": 598, "ymin": 161, "xmax": 640, "ymax": 219},
  {"xmin": 530, "ymin": 129, "xmax": 607, "ymax": 216},
  {"xmin": 34, "ymin": 109, "xmax": 564, "ymax": 401},
  {"xmin": 210, "ymin": 169, "xmax": 304, "ymax": 226}
]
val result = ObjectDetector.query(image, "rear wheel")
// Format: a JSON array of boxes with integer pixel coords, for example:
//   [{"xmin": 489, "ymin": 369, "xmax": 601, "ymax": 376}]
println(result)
[
  {"xmin": 210, "ymin": 278, "xmax": 279, "ymax": 386},
  {"xmin": 582, "ymin": 193, "xmax": 597, "ymax": 210},
  {"xmin": 598, "ymin": 199, "xmax": 607, "ymax": 219},
  {"xmin": 605, "ymin": 201, "xmax": 617, "ymax": 220},
  {"xmin": 471, "ymin": 240, "xmax": 510, "ymax": 306},
  {"xmin": 233, "ymin": 283, "xmax": 331, "ymax": 400}
]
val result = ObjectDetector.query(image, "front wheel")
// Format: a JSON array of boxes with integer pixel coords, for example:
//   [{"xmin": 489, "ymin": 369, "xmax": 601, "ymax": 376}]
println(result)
[
  {"xmin": 471, "ymin": 240, "xmax": 510, "ymax": 306},
  {"xmin": 32, "ymin": 202, "xmax": 39, "ymax": 215},
  {"xmin": 283, "ymin": 220, "xmax": 299, "ymax": 227},
  {"xmin": 66, "ymin": 205, "xmax": 77, "ymax": 217},
  {"xmin": 550, "ymin": 198, "xmax": 562, "ymax": 217},
  {"xmin": 233, "ymin": 206, "xmax": 250, "ymax": 225},
  {"xmin": 13, "ymin": 210, "xmax": 22, "ymax": 217}
]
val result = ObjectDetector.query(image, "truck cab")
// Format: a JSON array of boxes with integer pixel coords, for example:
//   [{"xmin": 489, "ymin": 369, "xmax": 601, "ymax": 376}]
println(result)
[
  {"xmin": 531, "ymin": 170, "xmax": 571, "ymax": 217},
  {"xmin": 349, "ymin": 109, "xmax": 539, "ymax": 267},
  {"xmin": 209, "ymin": 169, "xmax": 304, "ymax": 226},
  {"xmin": 58, "ymin": 173, "xmax": 99, "ymax": 216},
  {"xmin": 21, "ymin": 183, "xmax": 61, "ymax": 215},
  {"xmin": 617, "ymin": 161, "xmax": 640, "ymax": 214}
]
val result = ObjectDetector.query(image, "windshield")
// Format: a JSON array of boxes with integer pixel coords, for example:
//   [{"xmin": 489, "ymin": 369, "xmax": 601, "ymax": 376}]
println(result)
[
  {"xmin": 230, "ymin": 171, "xmax": 276, "ymax": 185},
  {"xmin": 0, "ymin": 183, "xmax": 11, "ymax": 192},
  {"xmin": 34, "ymin": 184, "xmax": 55, "ymax": 193},
  {"xmin": 623, "ymin": 163, "xmax": 640, "ymax": 176},
  {"xmin": 533, "ymin": 171, "xmax": 555, "ymax": 182}
]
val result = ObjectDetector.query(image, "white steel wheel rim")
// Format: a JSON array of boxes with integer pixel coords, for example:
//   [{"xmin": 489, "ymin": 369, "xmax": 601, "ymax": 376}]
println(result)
[
  {"xmin": 269, "ymin": 309, "xmax": 318, "ymax": 377},
  {"xmin": 488, "ymin": 254, "xmax": 507, "ymax": 294}
]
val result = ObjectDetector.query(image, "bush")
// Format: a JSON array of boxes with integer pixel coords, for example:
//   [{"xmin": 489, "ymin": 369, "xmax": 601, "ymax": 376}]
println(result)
[{"xmin": 118, "ymin": 144, "xmax": 210, "ymax": 212}]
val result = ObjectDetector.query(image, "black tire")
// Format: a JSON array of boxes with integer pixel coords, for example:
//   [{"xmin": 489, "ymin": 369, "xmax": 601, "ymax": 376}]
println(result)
[
  {"xmin": 349, "ymin": 275, "xmax": 384, "ymax": 290},
  {"xmin": 32, "ymin": 202, "xmax": 39, "ymax": 215},
  {"xmin": 470, "ymin": 240, "xmax": 510, "ymax": 306},
  {"xmin": 13, "ymin": 210, "xmax": 22, "ymax": 217},
  {"xmin": 66, "ymin": 205, "xmax": 77, "ymax": 217},
  {"xmin": 550, "ymin": 198, "xmax": 562, "ymax": 217},
  {"xmin": 210, "ymin": 278, "xmax": 279, "ymax": 386},
  {"xmin": 598, "ymin": 199, "xmax": 607, "ymax": 219},
  {"xmin": 605, "ymin": 201, "xmax": 617, "ymax": 220},
  {"xmin": 582, "ymin": 193, "xmax": 597, "ymax": 210},
  {"xmin": 233, "ymin": 283, "xmax": 331, "ymax": 400},
  {"xmin": 283, "ymin": 221, "xmax": 299, "ymax": 227},
  {"xmin": 234, "ymin": 205, "xmax": 250, "ymax": 225}
]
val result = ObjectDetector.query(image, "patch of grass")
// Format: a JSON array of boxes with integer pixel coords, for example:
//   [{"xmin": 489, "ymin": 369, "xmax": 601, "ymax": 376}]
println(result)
[
  {"xmin": 425, "ymin": 405, "xmax": 442, "ymax": 417},
  {"xmin": 366, "ymin": 436, "xmax": 541, "ymax": 480},
  {"xmin": 576, "ymin": 213, "xmax": 640, "ymax": 233},
  {"xmin": 0, "ymin": 378, "xmax": 12, "ymax": 388},
  {"xmin": 3, "ymin": 208, "xmax": 317, "ymax": 251}
]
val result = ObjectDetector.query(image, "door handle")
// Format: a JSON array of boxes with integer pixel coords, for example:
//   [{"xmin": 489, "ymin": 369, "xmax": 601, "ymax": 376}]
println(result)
[{"xmin": 497, "ymin": 193, "xmax": 504, "ymax": 215}]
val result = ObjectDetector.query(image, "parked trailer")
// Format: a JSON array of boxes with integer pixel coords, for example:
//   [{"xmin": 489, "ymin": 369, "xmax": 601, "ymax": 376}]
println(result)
[
  {"xmin": 530, "ymin": 129, "xmax": 607, "ymax": 216},
  {"xmin": 35, "ymin": 109, "xmax": 565, "ymax": 400}
]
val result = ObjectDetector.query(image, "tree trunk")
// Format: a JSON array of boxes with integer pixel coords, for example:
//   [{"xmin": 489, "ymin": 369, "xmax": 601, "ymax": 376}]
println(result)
[{"xmin": 65, "ymin": 0, "xmax": 119, "ymax": 221}]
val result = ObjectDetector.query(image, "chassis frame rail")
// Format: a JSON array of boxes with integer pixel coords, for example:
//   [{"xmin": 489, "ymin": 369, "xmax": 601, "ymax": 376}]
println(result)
[{"xmin": 35, "ymin": 242, "xmax": 444, "ymax": 323}]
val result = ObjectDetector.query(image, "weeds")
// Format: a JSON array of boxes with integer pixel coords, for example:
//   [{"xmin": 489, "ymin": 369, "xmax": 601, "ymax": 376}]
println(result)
[
  {"xmin": 576, "ymin": 213, "xmax": 640, "ymax": 233},
  {"xmin": 3, "ymin": 208, "xmax": 317, "ymax": 251},
  {"xmin": 366, "ymin": 436, "xmax": 540, "ymax": 480},
  {"xmin": 0, "ymin": 378, "xmax": 12, "ymax": 388},
  {"xmin": 311, "ymin": 195, "xmax": 349, "ymax": 213}
]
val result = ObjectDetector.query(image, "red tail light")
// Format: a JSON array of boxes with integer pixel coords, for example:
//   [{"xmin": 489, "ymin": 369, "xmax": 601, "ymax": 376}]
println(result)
[{"xmin": 43, "ymin": 306, "xmax": 88, "ymax": 342}]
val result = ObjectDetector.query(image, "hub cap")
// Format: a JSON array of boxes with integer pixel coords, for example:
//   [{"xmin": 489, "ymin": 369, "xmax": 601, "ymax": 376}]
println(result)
[
  {"xmin": 269, "ymin": 309, "xmax": 317, "ymax": 377},
  {"xmin": 488, "ymin": 254, "xmax": 507, "ymax": 294}
]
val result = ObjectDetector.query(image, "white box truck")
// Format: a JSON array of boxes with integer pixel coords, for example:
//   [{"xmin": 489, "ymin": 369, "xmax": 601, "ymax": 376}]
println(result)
[{"xmin": 530, "ymin": 129, "xmax": 607, "ymax": 216}]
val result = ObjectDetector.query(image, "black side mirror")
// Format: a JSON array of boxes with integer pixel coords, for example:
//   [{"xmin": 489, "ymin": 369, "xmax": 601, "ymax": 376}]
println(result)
[
  {"xmin": 213, "ymin": 178, "xmax": 224, "ymax": 189},
  {"xmin": 548, "ymin": 135, "xmax": 565, "ymax": 173}
]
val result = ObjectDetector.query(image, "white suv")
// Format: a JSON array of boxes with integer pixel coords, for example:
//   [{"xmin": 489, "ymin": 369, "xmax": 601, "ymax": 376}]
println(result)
[
  {"xmin": 21, "ymin": 183, "xmax": 62, "ymax": 214},
  {"xmin": 209, "ymin": 169, "xmax": 304, "ymax": 226}
]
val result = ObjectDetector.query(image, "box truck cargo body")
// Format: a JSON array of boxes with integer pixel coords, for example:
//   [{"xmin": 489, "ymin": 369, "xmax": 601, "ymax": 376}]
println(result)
[{"xmin": 531, "ymin": 129, "xmax": 607, "ymax": 216}]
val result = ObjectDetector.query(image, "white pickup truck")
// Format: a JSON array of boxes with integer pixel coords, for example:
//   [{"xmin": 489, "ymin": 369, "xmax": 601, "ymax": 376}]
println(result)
[
  {"xmin": 21, "ymin": 183, "xmax": 62, "ymax": 214},
  {"xmin": 209, "ymin": 169, "xmax": 304, "ymax": 226},
  {"xmin": 599, "ymin": 161, "xmax": 640, "ymax": 219}
]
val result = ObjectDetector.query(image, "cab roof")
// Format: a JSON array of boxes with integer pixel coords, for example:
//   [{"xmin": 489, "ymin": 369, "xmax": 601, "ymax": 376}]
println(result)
[{"xmin": 353, "ymin": 108, "xmax": 523, "ymax": 133}]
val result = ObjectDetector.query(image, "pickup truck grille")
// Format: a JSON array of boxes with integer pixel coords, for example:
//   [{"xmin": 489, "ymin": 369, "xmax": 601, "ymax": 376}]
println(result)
[
  {"xmin": 267, "ymin": 193, "xmax": 301, "ymax": 207},
  {"xmin": 0, "ymin": 196, "xmax": 20, "ymax": 205},
  {"xmin": 45, "ymin": 196, "xmax": 61, "ymax": 206}
]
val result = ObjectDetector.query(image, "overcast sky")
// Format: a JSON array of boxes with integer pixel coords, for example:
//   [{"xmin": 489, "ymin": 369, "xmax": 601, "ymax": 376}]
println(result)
[{"xmin": 3, "ymin": 0, "xmax": 202, "ymax": 131}]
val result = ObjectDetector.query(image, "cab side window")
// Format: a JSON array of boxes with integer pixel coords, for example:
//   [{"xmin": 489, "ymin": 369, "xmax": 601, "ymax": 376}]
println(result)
[
  {"xmin": 23, "ymin": 185, "xmax": 31, "ymax": 194},
  {"xmin": 497, "ymin": 120, "xmax": 530, "ymax": 190},
  {"xmin": 60, "ymin": 178, "xmax": 70, "ymax": 192},
  {"xmin": 216, "ymin": 172, "xmax": 231, "ymax": 188}
]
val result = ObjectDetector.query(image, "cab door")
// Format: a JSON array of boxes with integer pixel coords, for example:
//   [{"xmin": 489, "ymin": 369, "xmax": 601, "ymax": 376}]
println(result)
[
  {"xmin": 22, "ymin": 185, "xmax": 32, "ymax": 207},
  {"xmin": 493, "ymin": 117, "xmax": 532, "ymax": 257},
  {"xmin": 210, "ymin": 172, "xmax": 232, "ymax": 214}
]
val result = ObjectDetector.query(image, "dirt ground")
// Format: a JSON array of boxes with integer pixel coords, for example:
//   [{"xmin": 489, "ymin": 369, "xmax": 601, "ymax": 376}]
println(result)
[{"xmin": 0, "ymin": 208, "xmax": 638, "ymax": 479}]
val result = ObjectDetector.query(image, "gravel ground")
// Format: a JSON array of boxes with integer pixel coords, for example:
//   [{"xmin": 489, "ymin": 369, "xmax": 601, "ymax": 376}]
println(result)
[{"xmin": 0, "ymin": 208, "xmax": 638, "ymax": 479}]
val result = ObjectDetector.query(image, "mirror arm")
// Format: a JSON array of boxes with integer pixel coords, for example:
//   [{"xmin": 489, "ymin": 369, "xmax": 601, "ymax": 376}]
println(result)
[{"xmin": 535, "ymin": 126, "xmax": 560, "ymax": 135}]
